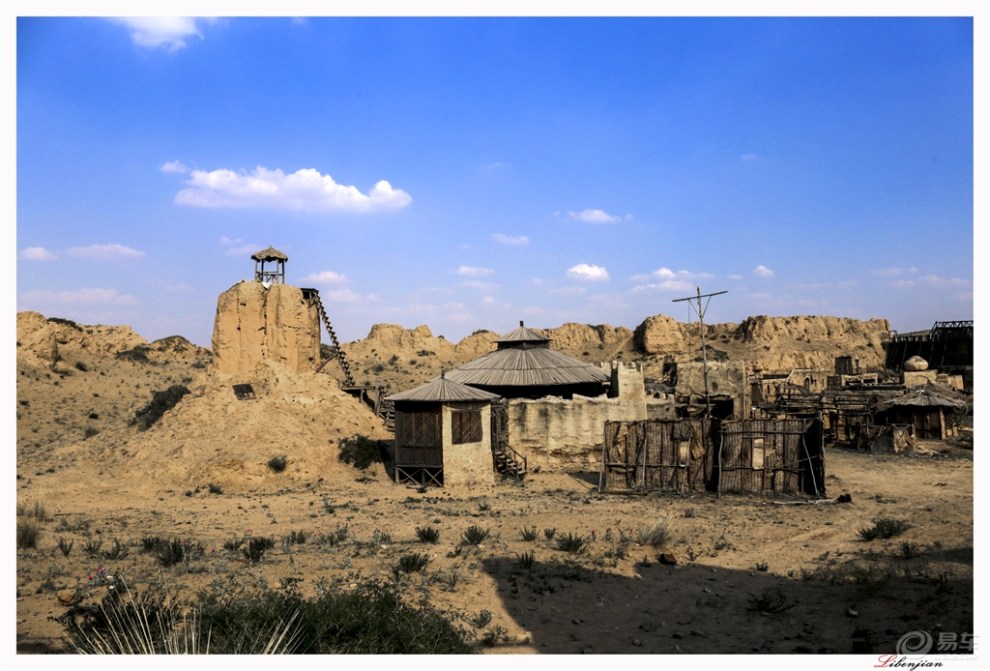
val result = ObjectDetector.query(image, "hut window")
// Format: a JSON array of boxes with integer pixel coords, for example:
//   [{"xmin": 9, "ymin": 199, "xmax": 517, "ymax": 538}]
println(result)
[
  {"xmin": 452, "ymin": 409, "xmax": 482, "ymax": 445},
  {"xmin": 396, "ymin": 410, "xmax": 441, "ymax": 448}
]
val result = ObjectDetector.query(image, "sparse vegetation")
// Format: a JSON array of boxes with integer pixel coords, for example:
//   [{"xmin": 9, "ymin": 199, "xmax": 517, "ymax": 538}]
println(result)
[
  {"xmin": 267, "ymin": 455, "xmax": 288, "ymax": 473},
  {"xmin": 17, "ymin": 520, "xmax": 41, "ymax": 549},
  {"xmin": 635, "ymin": 518, "xmax": 673, "ymax": 548},
  {"xmin": 395, "ymin": 552, "xmax": 430, "ymax": 574},
  {"xmin": 242, "ymin": 536, "xmax": 276, "ymax": 563},
  {"xmin": 747, "ymin": 589, "xmax": 794, "ymax": 615},
  {"xmin": 461, "ymin": 526, "xmax": 490, "ymax": 546},
  {"xmin": 415, "ymin": 526, "xmax": 440, "ymax": 543},
  {"xmin": 858, "ymin": 518, "xmax": 912, "ymax": 541},
  {"xmin": 554, "ymin": 532, "xmax": 587, "ymax": 554},
  {"xmin": 338, "ymin": 435, "xmax": 387, "ymax": 470},
  {"xmin": 519, "ymin": 526, "xmax": 538, "ymax": 542}
]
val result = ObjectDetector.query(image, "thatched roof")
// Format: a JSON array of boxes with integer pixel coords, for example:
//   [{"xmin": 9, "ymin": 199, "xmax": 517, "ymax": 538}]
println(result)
[
  {"xmin": 385, "ymin": 374, "xmax": 502, "ymax": 403},
  {"xmin": 877, "ymin": 382, "xmax": 970, "ymax": 412},
  {"xmin": 251, "ymin": 246, "xmax": 288, "ymax": 262}
]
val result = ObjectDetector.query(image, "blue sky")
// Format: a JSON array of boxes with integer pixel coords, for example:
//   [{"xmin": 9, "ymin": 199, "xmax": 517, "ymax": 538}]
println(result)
[{"xmin": 10, "ymin": 10, "xmax": 980, "ymax": 348}]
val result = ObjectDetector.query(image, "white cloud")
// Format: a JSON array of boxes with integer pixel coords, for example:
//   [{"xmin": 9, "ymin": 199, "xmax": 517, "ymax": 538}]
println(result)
[
  {"xmin": 67, "ymin": 244, "xmax": 145, "ymax": 260},
  {"xmin": 456, "ymin": 265, "xmax": 494, "ymax": 277},
  {"xmin": 491, "ymin": 233, "xmax": 529, "ymax": 246},
  {"xmin": 753, "ymin": 265, "xmax": 775, "ymax": 279},
  {"xmin": 109, "ymin": 18, "xmax": 206, "ymax": 52},
  {"xmin": 873, "ymin": 266, "xmax": 918, "ymax": 277},
  {"xmin": 21, "ymin": 247, "xmax": 58, "ymax": 261},
  {"xmin": 565, "ymin": 209, "xmax": 622, "ymax": 224},
  {"xmin": 631, "ymin": 267, "xmax": 712, "ymax": 287},
  {"xmin": 566, "ymin": 263, "xmax": 610, "ymax": 282},
  {"xmin": 630, "ymin": 280, "xmax": 695, "ymax": 294},
  {"xmin": 160, "ymin": 160, "xmax": 189, "ymax": 174},
  {"xmin": 463, "ymin": 281, "xmax": 499, "ymax": 291},
  {"xmin": 301, "ymin": 270, "xmax": 348, "ymax": 284},
  {"xmin": 174, "ymin": 166, "xmax": 412, "ymax": 213},
  {"xmin": 550, "ymin": 286, "xmax": 587, "ymax": 296},
  {"xmin": 21, "ymin": 288, "xmax": 138, "ymax": 305}
]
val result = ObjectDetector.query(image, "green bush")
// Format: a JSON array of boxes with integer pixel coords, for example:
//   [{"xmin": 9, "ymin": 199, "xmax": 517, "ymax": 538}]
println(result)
[
  {"xmin": 858, "ymin": 518, "xmax": 912, "ymax": 541},
  {"xmin": 338, "ymin": 435, "xmax": 387, "ymax": 470}
]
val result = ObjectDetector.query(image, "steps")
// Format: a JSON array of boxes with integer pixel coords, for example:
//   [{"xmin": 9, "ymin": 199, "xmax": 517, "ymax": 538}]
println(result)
[
  {"xmin": 493, "ymin": 445, "xmax": 527, "ymax": 478},
  {"xmin": 305, "ymin": 288, "xmax": 355, "ymax": 386}
]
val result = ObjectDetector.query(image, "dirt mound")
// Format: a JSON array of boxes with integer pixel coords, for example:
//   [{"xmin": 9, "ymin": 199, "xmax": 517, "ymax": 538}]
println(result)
[
  {"xmin": 17, "ymin": 311, "xmax": 149, "ymax": 369},
  {"xmin": 57, "ymin": 360, "xmax": 389, "ymax": 492},
  {"xmin": 547, "ymin": 322, "xmax": 635, "ymax": 355}
]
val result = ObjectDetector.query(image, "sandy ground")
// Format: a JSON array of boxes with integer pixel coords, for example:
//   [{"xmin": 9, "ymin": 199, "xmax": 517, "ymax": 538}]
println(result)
[
  {"xmin": 12, "ymin": 312, "xmax": 977, "ymax": 659},
  {"xmin": 15, "ymin": 444, "xmax": 974, "ymax": 656}
]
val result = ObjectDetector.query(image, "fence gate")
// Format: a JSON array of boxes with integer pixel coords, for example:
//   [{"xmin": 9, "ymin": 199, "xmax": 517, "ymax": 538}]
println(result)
[{"xmin": 600, "ymin": 419, "xmax": 712, "ymax": 494}]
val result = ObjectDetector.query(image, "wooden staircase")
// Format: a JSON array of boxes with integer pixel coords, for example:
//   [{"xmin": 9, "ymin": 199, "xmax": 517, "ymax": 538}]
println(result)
[
  {"xmin": 492, "ymin": 444, "xmax": 527, "ymax": 479},
  {"xmin": 304, "ymin": 288, "xmax": 355, "ymax": 386}
]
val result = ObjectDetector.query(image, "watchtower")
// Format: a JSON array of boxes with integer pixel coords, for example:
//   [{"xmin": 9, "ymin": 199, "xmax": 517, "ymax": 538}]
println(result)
[{"xmin": 251, "ymin": 246, "xmax": 288, "ymax": 285}]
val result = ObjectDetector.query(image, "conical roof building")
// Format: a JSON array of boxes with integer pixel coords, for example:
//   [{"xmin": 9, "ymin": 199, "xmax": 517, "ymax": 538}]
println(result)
[{"xmin": 445, "ymin": 321, "xmax": 611, "ymax": 399}]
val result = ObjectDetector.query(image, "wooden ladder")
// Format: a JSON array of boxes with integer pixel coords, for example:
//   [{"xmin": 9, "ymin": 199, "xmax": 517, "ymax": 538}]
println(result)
[{"xmin": 307, "ymin": 289, "xmax": 355, "ymax": 386}]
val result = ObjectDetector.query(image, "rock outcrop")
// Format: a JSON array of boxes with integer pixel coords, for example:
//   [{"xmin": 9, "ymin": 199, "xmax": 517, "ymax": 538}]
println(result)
[
  {"xmin": 211, "ymin": 281, "xmax": 321, "ymax": 375},
  {"xmin": 634, "ymin": 314, "xmax": 687, "ymax": 355}
]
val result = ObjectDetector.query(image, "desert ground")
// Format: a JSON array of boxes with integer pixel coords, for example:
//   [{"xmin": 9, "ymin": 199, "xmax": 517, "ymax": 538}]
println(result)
[{"xmin": 13, "ymin": 312, "xmax": 975, "ymax": 656}]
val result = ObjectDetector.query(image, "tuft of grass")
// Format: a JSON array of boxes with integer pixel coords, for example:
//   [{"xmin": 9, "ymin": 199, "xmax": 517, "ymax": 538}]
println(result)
[
  {"xmin": 17, "ymin": 499, "xmax": 50, "ymax": 521},
  {"xmin": 395, "ymin": 552, "xmax": 430, "ymax": 574},
  {"xmin": 267, "ymin": 456, "xmax": 289, "ymax": 473},
  {"xmin": 858, "ymin": 518, "xmax": 912, "ymax": 541},
  {"xmin": 747, "ymin": 589, "xmax": 795, "ymax": 615},
  {"xmin": 514, "ymin": 551, "xmax": 535, "ymax": 570},
  {"xmin": 415, "ymin": 526, "xmax": 440, "ymax": 544},
  {"xmin": 554, "ymin": 532, "xmax": 587, "ymax": 554},
  {"xmin": 543, "ymin": 528, "xmax": 557, "ymax": 541},
  {"xmin": 636, "ymin": 518, "xmax": 673, "ymax": 548},
  {"xmin": 17, "ymin": 520, "xmax": 41, "ymax": 549},
  {"xmin": 470, "ymin": 610, "xmax": 492, "ymax": 629},
  {"xmin": 461, "ymin": 526, "xmax": 490, "ymax": 546},
  {"xmin": 208, "ymin": 483, "xmax": 224, "ymax": 495},
  {"xmin": 57, "ymin": 536, "xmax": 74, "ymax": 557},
  {"xmin": 242, "ymin": 536, "xmax": 276, "ymax": 563},
  {"xmin": 519, "ymin": 526, "xmax": 538, "ymax": 542},
  {"xmin": 283, "ymin": 530, "xmax": 309, "ymax": 546}
]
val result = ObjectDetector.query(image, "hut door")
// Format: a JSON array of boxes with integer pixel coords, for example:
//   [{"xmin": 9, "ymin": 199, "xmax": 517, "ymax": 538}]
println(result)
[{"xmin": 490, "ymin": 399, "xmax": 509, "ymax": 452}]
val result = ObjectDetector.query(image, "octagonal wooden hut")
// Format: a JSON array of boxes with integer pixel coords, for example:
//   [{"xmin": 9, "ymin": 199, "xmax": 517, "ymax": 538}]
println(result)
[{"xmin": 385, "ymin": 373, "xmax": 503, "ymax": 487}]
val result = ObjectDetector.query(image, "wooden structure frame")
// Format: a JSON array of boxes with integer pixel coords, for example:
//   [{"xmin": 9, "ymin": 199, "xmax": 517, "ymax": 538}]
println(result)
[
  {"xmin": 600, "ymin": 417, "xmax": 825, "ymax": 497},
  {"xmin": 251, "ymin": 246, "xmax": 288, "ymax": 285}
]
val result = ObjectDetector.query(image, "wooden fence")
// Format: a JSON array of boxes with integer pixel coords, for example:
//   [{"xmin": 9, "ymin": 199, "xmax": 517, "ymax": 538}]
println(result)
[{"xmin": 600, "ymin": 417, "xmax": 825, "ymax": 497}]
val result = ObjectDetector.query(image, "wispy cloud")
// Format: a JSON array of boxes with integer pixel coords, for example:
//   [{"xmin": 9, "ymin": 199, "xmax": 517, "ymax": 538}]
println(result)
[
  {"xmin": 300, "ymin": 270, "xmax": 348, "ymax": 284},
  {"xmin": 753, "ymin": 264, "xmax": 775, "ymax": 279},
  {"xmin": 21, "ymin": 288, "xmax": 138, "ymax": 305},
  {"xmin": 456, "ymin": 265, "xmax": 494, "ymax": 277},
  {"xmin": 566, "ymin": 263, "xmax": 610, "ymax": 282},
  {"xmin": 174, "ymin": 166, "xmax": 412, "ymax": 213},
  {"xmin": 463, "ymin": 280, "xmax": 499, "ymax": 291},
  {"xmin": 109, "ymin": 18, "xmax": 208, "ymax": 52},
  {"xmin": 218, "ymin": 236, "xmax": 258, "ymax": 256},
  {"xmin": 562, "ymin": 208, "xmax": 624, "ymax": 224},
  {"xmin": 873, "ymin": 266, "xmax": 919, "ymax": 277},
  {"xmin": 20, "ymin": 247, "xmax": 58, "ymax": 261},
  {"xmin": 67, "ymin": 244, "xmax": 145, "ymax": 260},
  {"xmin": 491, "ymin": 233, "xmax": 529, "ymax": 246},
  {"xmin": 160, "ymin": 160, "xmax": 189, "ymax": 174},
  {"xmin": 630, "ymin": 267, "xmax": 711, "ymax": 293}
]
